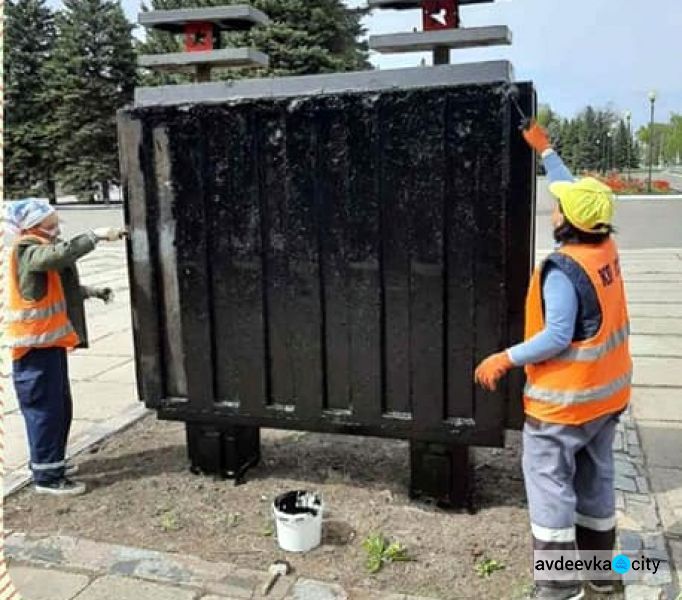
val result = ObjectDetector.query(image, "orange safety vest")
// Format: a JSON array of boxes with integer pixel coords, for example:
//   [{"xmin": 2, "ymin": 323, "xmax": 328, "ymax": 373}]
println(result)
[
  {"xmin": 7, "ymin": 235, "xmax": 80, "ymax": 360},
  {"xmin": 523, "ymin": 238, "xmax": 632, "ymax": 425}
]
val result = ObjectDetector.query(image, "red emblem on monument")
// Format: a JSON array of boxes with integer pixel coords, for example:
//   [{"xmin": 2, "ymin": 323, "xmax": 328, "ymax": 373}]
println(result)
[
  {"xmin": 184, "ymin": 22, "xmax": 215, "ymax": 52},
  {"xmin": 422, "ymin": 0, "xmax": 458, "ymax": 31}
]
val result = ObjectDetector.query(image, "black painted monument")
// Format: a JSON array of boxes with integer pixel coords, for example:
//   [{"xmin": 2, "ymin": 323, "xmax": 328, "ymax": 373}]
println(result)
[{"xmin": 119, "ymin": 4, "xmax": 536, "ymax": 507}]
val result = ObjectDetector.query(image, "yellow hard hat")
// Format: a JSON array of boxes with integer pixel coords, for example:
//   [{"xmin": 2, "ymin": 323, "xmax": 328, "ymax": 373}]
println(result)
[{"xmin": 548, "ymin": 177, "xmax": 615, "ymax": 233}]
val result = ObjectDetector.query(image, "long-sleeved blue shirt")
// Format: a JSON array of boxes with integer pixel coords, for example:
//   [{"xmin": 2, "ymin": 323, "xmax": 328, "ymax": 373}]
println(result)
[{"xmin": 508, "ymin": 150, "xmax": 579, "ymax": 366}]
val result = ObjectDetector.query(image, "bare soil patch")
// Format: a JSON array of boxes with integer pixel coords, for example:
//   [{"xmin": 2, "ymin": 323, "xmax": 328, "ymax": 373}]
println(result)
[{"xmin": 7, "ymin": 415, "xmax": 535, "ymax": 599}]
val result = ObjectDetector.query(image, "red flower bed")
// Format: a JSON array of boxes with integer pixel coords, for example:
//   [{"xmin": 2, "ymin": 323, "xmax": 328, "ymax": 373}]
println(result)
[{"xmin": 581, "ymin": 172, "xmax": 673, "ymax": 195}]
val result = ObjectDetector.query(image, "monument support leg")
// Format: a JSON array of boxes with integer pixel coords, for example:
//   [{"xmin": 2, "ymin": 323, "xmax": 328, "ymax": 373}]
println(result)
[
  {"xmin": 409, "ymin": 440, "xmax": 471, "ymax": 509},
  {"xmin": 186, "ymin": 423, "xmax": 261, "ymax": 484}
]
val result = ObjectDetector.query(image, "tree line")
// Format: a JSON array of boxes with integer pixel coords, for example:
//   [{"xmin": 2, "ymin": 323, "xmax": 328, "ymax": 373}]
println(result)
[
  {"xmin": 6, "ymin": 0, "xmax": 679, "ymax": 202},
  {"xmin": 538, "ymin": 105, "xmax": 682, "ymax": 175},
  {"xmin": 4, "ymin": 0, "xmax": 369, "ymax": 202}
]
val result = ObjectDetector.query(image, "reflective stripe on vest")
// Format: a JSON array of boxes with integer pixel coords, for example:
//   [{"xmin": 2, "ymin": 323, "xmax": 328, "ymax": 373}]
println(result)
[
  {"xmin": 553, "ymin": 323, "xmax": 630, "ymax": 362},
  {"xmin": 523, "ymin": 238, "xmax": 631, "ymax": 425},
  {"xmin": 7, "ymin": 300, "xmax": 68, "ymax": 323},
  {"xmin": 524, "ymin": 370, "xmax": 632, "ymax": 405},
  {"xmin": 9, "ymin": 322, "xmax": 77, "ymax": 349}
]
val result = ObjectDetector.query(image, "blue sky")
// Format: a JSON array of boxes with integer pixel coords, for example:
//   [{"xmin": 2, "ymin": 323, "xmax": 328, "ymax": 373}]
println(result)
[{"xmin": 47, "ymin": 0, "xmax": 681, "ymax": 129}]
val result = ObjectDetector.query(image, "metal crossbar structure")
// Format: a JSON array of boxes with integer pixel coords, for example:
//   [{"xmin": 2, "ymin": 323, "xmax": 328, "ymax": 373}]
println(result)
[
  {"xmin": 369, "ymin": 26, "xmax": 511, "ymax": 54},
  {"xmin": 369, "ymin": 0, "xmax": 493, "ymax": 8},
  {"xmin": 368, "ymin": 0, "xmax": 510, "ymax": 65},
  {"xmin": 138, "ymin": 6, "xmax": 270, "ymax": 32},
  {"xmin": 137, "ymin": 5, "xmax": 270, "ymax": 82}
]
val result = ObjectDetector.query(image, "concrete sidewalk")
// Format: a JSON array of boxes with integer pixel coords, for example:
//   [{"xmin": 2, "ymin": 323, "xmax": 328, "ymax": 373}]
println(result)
[
  {"xmin": 6, "ymin": 534, "xmax": 433, "ymax": 600},
  {"xmin": 618, "ymin": 248, "xmax": 682, "ymax": 598}
]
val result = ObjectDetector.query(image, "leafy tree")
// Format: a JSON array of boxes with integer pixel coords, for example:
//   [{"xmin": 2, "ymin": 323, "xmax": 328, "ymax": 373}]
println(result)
[
  {"xmin": 138, "ymin": 0, "xmax": 370, "ymax": 85},
  {"xmin": 4, "ymin": 0, "xmax": 57, "ymax": 201},
  {"xmin": 637, "ymin": 122, "xmax": 670, "ymax": 168},
  {"xmin": 44, "ymin": 0, "xmax": 136, "ymax": 201},
  {"xmin": 662, "ymin": 114, "xmax": 682, "ymax": 165}
]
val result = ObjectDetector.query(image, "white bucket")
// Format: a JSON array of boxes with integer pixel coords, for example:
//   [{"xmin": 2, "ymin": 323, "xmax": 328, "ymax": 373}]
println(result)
[{"xmin": 273, "ymin": 490, "xmax": 323, "ymax": 553}]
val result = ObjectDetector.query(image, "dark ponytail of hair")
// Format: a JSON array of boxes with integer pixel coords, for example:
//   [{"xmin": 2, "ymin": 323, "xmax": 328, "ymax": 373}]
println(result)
[
  {"xmin": 553, "ymin": 221, "xmax": 615, "ymax": 245},
  {"xmin": 554, "ymin": 201, "xmax": 615, "ymax": 245}
]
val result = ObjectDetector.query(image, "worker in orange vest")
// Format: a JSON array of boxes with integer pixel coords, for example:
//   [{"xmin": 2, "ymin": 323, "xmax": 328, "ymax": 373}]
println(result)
[
  {"xmin": 474, "ymin": 123, "xmax": 631, "ymax": 600},
  {"xmin": 6, "ymin": 198, "xmax": 125, "ymax": 496}
]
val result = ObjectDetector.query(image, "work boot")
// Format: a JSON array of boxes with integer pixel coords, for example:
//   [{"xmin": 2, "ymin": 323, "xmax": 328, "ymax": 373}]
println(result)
[
  {"xmin": 35, "ymin": 478, "xmax": 87, "ymax": 496},
  {"xmin": 527, "ymin": 584, "xmax": 584, "ymax": 600}
]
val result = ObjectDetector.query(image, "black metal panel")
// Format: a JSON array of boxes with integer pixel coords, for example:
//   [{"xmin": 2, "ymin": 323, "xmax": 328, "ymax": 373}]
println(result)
[
  {"xmin": 381, "ymin": 91, "xmax": 447, "ymax": 429},
  {"xmin": 505, "ymin": 83, "xmax": 537, "ymax": 429},
  {"xmin": 342, "ymin": 97, "xmax": 383, "ymax": 421},
  {"xmin": 119, "ymin": 79, "xmax": 534, "ymax": 446},
  {"xmin": 118, "ymin": 117, "xmax": 164, "ymax": 407},
  {"xmin": 152, "ymin": 127, "xmax": 187, "ymax": 399},
  {"xmin": 166, "ymin": 113, "xmax": 216, "ymax": 411},
  {"xmin": 270, "ymin": 101, "xmax": 326, "ymax": 414},
  {"xmin": 444, "ymin": 95, "xmax": 477, "ymax": 421},
  {"xmin": 470, "ymin": 93, "xmax": 510, "ymax": 438},
  {"xmin": 379, "ymin": 93, "xmax": 417, "ymax": 417},
  {"xmin": 205, "ymin": 107, "xmax": 267, "ymax": 415}
]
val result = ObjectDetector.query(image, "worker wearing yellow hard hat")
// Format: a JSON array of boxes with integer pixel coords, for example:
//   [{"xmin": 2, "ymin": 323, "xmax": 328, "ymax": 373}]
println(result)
[
  {"xmin": 474, "ymin": 122, "xmax": 631, "ymax": 600},
  {"xmin": 549, "ymin": 177, "xmax": 615, "ymax": 233}
]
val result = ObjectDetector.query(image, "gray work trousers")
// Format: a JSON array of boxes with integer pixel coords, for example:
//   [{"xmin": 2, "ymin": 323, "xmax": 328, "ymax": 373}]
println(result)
[{"xmin": 523, "ymin": 412, "xmax": 620, "ymax": 556}]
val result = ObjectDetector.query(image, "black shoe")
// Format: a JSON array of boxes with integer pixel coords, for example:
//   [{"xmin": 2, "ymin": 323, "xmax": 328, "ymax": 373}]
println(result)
[
  {"xmin": 35, "ymin": 478, "xmax": 87, "ymax": 496},
  {"xmin": 528, "ymin": 584, "xmax": 585, "ymax": 600}
]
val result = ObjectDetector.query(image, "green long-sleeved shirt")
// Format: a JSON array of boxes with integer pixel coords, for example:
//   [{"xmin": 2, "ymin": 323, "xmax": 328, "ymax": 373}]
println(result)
[{"xmin": 15, "ymin": 232, "xmax": 99, "ymax": 349}]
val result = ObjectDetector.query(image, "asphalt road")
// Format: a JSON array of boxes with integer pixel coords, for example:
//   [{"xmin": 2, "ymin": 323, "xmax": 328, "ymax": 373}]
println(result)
[
  {"xmin": 535, "ymin": 177, "xmax": 682, "ymax": 250},
  {"xmin": 58, "ymin": 204, "xmax": 125, "ymax": 239},
  {"xmin": 57, "ymin": 179, "xmax": 682, "ymax": 253}
]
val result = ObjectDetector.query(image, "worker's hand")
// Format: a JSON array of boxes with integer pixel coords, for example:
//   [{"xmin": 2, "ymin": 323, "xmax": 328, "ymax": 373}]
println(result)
[
  {"xmin": 474, "ymin": 351, "xmax": 514, "ymax": 391},
  {"xmin": 522, "ymin": 120, "xmax": 551, "ymax": 153},
  {"xmin": 95, "ymin": 287, "xmax": 114, "ymax": 304},
  {"xmin": 93, "ymin": 227, "xmax": 126, "ymax": 242}
]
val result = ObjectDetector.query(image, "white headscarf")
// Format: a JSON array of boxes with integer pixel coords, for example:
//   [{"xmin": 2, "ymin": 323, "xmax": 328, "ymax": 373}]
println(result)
[{"xmin": 5, "ymin": 198, "xmax": 56, "ymax": 243}]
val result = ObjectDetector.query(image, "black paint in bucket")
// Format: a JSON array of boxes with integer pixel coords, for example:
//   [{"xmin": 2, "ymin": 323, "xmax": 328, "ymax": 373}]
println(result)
[{"xmin": 274, "ymin": 490, "xmax": 322, "ymax": 517}]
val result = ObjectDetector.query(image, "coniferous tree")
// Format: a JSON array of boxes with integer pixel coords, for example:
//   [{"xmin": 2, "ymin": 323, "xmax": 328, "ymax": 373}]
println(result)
[
  {"xmin": 614, "ymin": 120, "xmax": 632, "ymax": 172},
  {"xmin": 576, "ymin": 107, "xmax": 600, "ymax": 171},
  {"xmin": 44, "ymin": 0, "xmax": 136, "ymax": 201},
  {"xmin": 4, "ymin": 0, "xmax": 57, "ymax": 201}
]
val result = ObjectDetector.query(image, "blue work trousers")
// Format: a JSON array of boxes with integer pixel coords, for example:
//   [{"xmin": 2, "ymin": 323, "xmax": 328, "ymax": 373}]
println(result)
[{"xmin": 13, "ymin": 348, "xmax": 72, "ymax": 484}]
